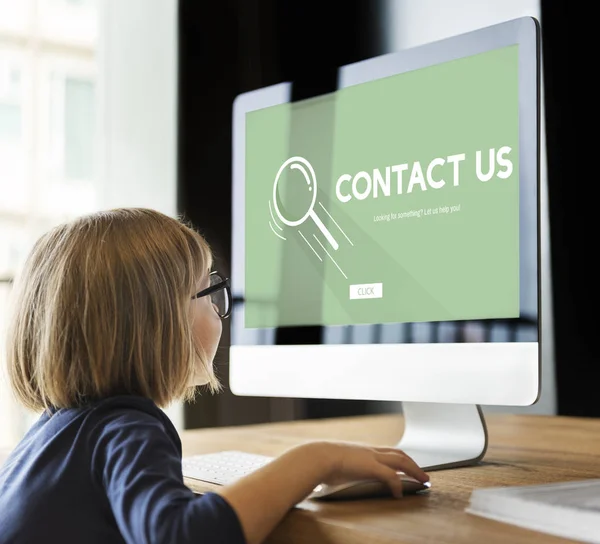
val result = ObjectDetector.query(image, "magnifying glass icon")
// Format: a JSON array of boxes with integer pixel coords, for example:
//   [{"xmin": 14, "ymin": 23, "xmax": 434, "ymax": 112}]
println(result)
[{"xmin": 272, "ymin": 156, "xmax": 339, "ymax": 251}]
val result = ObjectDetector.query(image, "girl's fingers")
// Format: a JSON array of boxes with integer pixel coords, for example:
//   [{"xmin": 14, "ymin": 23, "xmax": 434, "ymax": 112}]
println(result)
[
  {"xmin": 375, "ymin": 451, "xmax": 429, "ymax": 483},
  {"xmin": 372, "ymin": 464, "xmax": 404, "ymax": 498},
  {"xmin": 374, "ymin": 446, "xmax": 411, "ymax": 456}
]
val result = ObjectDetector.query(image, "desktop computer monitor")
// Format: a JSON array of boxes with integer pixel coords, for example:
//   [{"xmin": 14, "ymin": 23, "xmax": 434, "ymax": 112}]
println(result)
[{"xmin": 229, "ymin": 16, "xmax": 540, "ymax": 470}]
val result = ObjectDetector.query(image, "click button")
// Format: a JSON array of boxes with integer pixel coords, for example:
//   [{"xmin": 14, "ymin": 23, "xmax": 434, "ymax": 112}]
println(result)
[{"xmin": 349, "ymin": 283, "xmax": 383, "ymax": 300}]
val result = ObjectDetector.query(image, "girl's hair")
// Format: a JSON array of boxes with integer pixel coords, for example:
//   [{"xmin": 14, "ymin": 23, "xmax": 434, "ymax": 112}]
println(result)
[{"xmin": 5, "ymin": 208, "xmax": 220, "ymax": 412}]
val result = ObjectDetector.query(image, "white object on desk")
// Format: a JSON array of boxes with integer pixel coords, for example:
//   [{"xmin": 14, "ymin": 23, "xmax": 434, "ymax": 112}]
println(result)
[
  {"xmin": 466, "ymin": 478, "xmax": 600, "ymax": 543},
  {"xmin": 182, "ymin": 450, "xmax": 430, "ymax": 500}
]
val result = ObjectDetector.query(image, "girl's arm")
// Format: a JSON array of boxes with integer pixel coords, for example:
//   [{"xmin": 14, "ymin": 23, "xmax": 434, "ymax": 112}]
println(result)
[
  {"xmin": 93, "ymin": 404, "xmax": 427, "ymax": 544},
  {"xmin": 94, "ymin": 409, "xmax": 247, "ymax": 544},
  {"xmin": 218, "ymin": 440, "xmax": 429, "ymax": 544}
]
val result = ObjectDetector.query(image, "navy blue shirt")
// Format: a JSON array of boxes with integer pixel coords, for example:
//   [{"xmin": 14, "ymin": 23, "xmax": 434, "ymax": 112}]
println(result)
[{"xmin": 0, "ymin": 396, "xmax": 246, "ymax": 544}]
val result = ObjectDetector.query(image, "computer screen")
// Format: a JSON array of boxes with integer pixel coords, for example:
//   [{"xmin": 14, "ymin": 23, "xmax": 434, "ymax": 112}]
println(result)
[{"xmin": 230, "ymin": 16, "xmax": 540, "ymax": 412}]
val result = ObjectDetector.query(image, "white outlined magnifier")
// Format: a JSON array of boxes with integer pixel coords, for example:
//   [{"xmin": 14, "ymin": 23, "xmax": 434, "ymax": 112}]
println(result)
[{"xmin": 272, "ymin": 156, "xmax": 339, "ymax": 250}]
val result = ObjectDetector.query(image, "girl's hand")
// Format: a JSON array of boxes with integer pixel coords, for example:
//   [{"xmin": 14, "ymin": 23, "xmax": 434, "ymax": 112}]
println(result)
[
  {"xmin": 219, "ymin": 441, "xmax": 429, "ymax": 544},
  {"xmin": 316, "ymin": 441, "xmax": 429, "ymax": 497}
]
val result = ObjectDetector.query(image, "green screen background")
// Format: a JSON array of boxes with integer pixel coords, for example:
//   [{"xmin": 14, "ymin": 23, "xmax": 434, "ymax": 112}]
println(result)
[{"xmin": 245, "ymin": 46, "xmax": 520, "ymax": 328}]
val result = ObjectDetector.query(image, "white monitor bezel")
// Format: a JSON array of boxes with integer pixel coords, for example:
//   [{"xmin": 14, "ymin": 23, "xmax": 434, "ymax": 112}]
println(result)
[{"xmin": 229, "ymin": 16, "xmax": 540, "ymax": 406}]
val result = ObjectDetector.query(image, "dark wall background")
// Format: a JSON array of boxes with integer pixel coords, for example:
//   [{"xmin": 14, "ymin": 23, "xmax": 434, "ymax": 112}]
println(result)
[
  {"xmin": 540, "ymin": 2, "xmax": 593, "ymax": 416},
  {"xmin": 177, "ymin": 0, "xmax": 387, "ymax": 427},
  {"xmin": 178, "ymin": 0, "xmax": 586, "ymax": 427}
]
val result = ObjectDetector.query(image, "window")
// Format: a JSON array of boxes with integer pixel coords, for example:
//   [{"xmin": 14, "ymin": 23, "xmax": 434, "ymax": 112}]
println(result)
[{"xmin": 0, "ymin": 0, "xmax": 98, "ymax": 449}]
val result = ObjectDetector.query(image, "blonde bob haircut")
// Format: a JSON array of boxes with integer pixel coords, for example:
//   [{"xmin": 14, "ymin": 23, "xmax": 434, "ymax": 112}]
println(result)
[{"xmin": 6, "ymin": 208, "xmax": 220, "ymax": 412}]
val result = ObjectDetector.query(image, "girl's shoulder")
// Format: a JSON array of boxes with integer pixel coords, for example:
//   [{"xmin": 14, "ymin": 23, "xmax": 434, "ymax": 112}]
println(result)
[
  {"xmin": 87, "ymin": 395, "xmax": 163, "ymax": 418},
  {"xmin": 85, "ymin": 395, "xmax": 174, "ymax": 433},
  {"xmin": 86, "ymin": 396, "xmax": 183, "ymax": 469}
]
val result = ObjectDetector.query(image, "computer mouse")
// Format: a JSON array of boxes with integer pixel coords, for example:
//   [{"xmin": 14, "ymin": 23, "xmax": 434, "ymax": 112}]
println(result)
[{"xmin": 309, "ymin": 476, "xmax": 431, "ymax": 501}]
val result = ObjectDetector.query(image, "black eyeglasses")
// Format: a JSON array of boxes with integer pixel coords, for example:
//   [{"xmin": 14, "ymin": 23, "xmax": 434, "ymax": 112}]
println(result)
[{"xmin": 191, "ymin": 271, "xmax": 232, "ymax": 319}]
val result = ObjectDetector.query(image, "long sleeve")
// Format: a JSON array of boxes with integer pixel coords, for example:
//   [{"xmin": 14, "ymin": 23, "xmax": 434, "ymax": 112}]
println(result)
[{"xmin": 91, "ymin": 409, "xmax": 246, "ymax": 544}]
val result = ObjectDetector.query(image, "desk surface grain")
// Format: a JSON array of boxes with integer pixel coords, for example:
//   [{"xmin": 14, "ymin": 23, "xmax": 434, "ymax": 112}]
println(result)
[{"xmin": 180, "ymin": 413, "xmax": 600, "ymax": 544}]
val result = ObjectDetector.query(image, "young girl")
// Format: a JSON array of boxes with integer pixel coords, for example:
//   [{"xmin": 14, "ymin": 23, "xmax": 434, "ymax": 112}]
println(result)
[{"xmin": 0, "ymin": 208, "xmax": 428, "ymax": 544}]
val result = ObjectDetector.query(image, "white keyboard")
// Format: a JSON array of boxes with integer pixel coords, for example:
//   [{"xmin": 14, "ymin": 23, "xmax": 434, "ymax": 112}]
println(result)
[{"xmin": 182, "ymin": 450, "xmax": 274, "ymax": 486}]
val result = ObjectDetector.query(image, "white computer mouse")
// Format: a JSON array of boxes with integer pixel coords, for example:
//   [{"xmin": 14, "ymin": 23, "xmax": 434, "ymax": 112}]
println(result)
[{"xmin": 309, "ymin": 476, "xmax": 431, "ymax": 501}]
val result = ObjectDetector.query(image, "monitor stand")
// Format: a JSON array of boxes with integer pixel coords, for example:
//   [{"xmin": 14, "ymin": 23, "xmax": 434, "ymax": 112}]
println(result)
[{"xmin": 395, "ymin": 402, "xmax": 488, "ymax": 470}]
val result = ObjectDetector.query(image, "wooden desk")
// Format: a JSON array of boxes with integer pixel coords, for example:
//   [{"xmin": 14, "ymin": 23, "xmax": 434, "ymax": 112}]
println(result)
[{"xmin": 181, "ymin": 413, "xmax": 600, "ymax": 544}]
